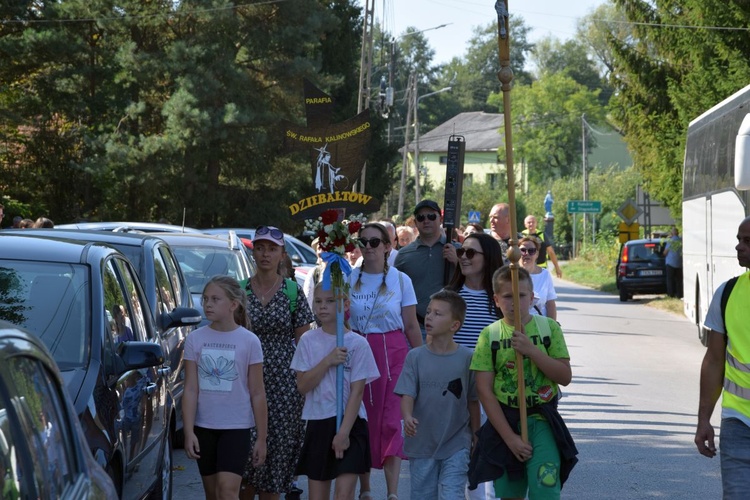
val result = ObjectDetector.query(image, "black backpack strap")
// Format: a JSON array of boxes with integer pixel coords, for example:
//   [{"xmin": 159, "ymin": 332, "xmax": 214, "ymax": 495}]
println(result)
[{"xmin": 721, "ymin": 276, "xmax": 739, "ymax": 334}]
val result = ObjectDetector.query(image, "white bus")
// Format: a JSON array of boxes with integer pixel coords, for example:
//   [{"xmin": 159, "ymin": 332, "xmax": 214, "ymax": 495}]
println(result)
[{"xmin": 683, "ymin": 84, "xmax": 750, "ymax": 344}]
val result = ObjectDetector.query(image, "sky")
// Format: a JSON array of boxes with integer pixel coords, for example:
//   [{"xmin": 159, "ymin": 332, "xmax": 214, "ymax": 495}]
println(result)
[{"xmin": 374, "ymin": 0, "xmax": 607, "ymax": 65}]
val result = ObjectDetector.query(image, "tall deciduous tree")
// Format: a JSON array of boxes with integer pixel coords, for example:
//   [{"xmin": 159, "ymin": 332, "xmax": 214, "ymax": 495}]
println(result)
[
  {"xmin": 606, "ymin": 0, "xmax": 750, "ymax": 216},
  {"xmin": 489, "ymin": 72, "xmax": 605, "ymax": 183}
]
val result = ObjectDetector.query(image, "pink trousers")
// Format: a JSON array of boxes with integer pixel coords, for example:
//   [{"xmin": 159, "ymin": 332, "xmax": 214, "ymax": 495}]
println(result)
[{"xmin": 364, "ymin": 329, "xmax": 408, "ymax": 468}]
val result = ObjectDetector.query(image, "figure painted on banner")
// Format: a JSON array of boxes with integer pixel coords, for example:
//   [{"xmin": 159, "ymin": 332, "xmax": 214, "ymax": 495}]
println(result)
[{"xmin": 314, "ymin": 144, "xmax": 346, "ymax": 194}]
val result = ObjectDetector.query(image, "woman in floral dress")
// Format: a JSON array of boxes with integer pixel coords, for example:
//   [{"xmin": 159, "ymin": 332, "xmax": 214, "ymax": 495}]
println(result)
[{"xmin": 241, "ymin": 226, "xmax": 314, "ymax": 500}]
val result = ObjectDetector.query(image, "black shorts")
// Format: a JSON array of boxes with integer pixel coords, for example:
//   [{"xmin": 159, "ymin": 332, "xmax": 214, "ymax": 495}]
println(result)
[
  {"xmin": 193, "ymin": 426, "xmax": 252, "ymax": 476},
  {"xmin": 296, "ymin": 416, "xmax": 371, "ymax": 481}
]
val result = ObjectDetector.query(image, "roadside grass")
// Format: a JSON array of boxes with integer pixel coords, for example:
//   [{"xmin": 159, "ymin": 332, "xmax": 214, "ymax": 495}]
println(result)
[{"xmin": 560, "ymin": 239, "xmax": 684, "ymax": 316}]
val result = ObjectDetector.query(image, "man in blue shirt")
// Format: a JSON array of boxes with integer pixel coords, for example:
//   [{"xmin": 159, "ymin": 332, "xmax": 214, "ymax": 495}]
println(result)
[{"xmin": 664, "ymin": 226, "xmax": 683, "ymax": 299}]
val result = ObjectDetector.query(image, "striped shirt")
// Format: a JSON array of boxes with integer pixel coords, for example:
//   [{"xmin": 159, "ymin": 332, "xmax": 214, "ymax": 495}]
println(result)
[{"xmin": 454, "ymin": 285, "xmax": 499, "ymax": 350}]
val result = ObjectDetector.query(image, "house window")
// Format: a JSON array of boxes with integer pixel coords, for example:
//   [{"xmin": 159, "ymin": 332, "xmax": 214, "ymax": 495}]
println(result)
[
  {"xmin": 487, "ymin": 173, "xmax": 499, "ymax": 189},
  {"xmin": 439, "ymin": 155, "xmax": 448, "ymax": 165},
  {"xmin": 463, "ymin": 173, "xmax": 473, "ymax": 186}
]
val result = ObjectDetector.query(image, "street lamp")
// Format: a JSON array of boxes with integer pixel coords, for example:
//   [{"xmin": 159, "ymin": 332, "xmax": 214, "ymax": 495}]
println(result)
[{"xmin": 414, "ymin": 86, "xmax": 452, "ymax": 204}]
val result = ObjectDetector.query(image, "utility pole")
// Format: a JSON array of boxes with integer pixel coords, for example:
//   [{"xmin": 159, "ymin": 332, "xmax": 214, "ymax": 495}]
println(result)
[
  {"xmin": 398, "ymin": 74, "xmax": 415, "ymax": 219},
  {"xmin": 414, "ymin": 85, "xmax": 452, "ymax": 204},
  {"xmin": 581, "ymin": 113, "xmax": 589, "ymax": 253},
  {"xmin": 355, "ymin": 0, "xmax": 374, "ymax": 193}
]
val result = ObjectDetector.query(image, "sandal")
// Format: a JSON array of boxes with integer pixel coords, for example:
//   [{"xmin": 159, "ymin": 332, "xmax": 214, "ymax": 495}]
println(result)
[{"xmin": 358, "ymin": 492, "xmax": 373, "ymax": 500}]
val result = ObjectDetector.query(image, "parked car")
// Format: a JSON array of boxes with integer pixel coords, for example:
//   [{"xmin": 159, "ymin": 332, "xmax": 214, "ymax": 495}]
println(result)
[
  {"xmin": 203, "ymin": 228, "xmax": 317, "ymax": 267},
  {"xmin": 14, "ymin": 229, "xmax": 202, "ymax": 447},
  {"xmin": 0, "ymin": 320, "xmax": 118, "ymax": 499},
  {"xmin": 153, "ymin": 232, "xmax": 256, "ymax": 325},
  {"xmin": 0, "ymin": 234, "xmax": 196, "ymax": 498},
  {"xmin": 615, "ymin": 238, "xmax": 668, "ymax": 302},
  {"xmin": 57, "ymin": 221, "xmax": 202, "ymax": 234}
]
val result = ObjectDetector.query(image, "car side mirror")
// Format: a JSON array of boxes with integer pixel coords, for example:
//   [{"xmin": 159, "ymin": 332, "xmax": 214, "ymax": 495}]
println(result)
[
  {"xmin": 291, "ymin": 254, "xmax": 303, "ymax": 264},
  {"xmin": 158, "ymin": 307, "xmax": 202, "ymax": 331},
  {"xmin": 117, "ymin": 342, "xmax": 165, "ymax": 372}
]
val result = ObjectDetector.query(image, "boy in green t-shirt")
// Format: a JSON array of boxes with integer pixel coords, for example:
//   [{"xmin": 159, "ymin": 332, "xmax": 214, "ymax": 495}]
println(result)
[{"xmin": 468, "ymin": 266, "xmax": 577, "ymax": 500}]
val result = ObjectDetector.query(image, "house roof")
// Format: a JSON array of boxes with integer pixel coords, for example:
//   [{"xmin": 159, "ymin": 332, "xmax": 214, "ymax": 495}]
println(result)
[{"xmin": 406, "ymin": 111, "xmax": 503, "ymax": 153}]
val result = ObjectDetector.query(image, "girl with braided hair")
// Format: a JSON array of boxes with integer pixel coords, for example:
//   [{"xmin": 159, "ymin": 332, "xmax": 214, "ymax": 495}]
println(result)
[{"xmin": 348, "ymin": 222, "xmax": 422, "ymax": 500}]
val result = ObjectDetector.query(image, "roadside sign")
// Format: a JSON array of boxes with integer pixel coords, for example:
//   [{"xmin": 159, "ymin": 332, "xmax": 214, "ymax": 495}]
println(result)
[
  {"xmin": 468, "ymin": 210, "xmax": 481, "ymax": 223},
  {"xmin": 617, "ymin": 198, "xmax": 642, "ymax": 225},
  {"xmin": 618, "ymin": 222, "xmax": 640, "ymax": 243},
  {"xmin": 567, "ymin": 200, "xmax": 602, "ymax": 213}
]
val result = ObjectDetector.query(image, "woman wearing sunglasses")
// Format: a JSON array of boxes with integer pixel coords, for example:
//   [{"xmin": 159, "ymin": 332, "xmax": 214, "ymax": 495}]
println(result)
[
  {"xmin": 445, "ymin": 232, "xmax": 503, "ymax": 499},
  {"xmin": 519, "ymin": 236, "xmax": 558, "ymax": 320},
  {"xmin": 242, "ymin": 226, "xmax": 315, "ymax": 500},
  {"xmin": 348, "ymin": 223, "xmax": 422, "ymax": 500},
  {"xmin": 446, "ymin": 233, "xmax": 504, "ymax": 350}
]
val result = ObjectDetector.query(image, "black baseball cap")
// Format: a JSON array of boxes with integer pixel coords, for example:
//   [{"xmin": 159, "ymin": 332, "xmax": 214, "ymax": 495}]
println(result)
[{"xmin": 413, "ymin": 199, "xmax": 441, "ymax": 215}]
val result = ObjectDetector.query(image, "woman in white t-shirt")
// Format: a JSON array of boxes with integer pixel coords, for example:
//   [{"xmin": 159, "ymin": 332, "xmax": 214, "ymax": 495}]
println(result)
[
  {"xmin": 348, "ymin": 223, "xmax": 422, "ymax": 500},
  {"xmin": 520, "ymin": 236, "xmax": 558, "ymax": 320}
]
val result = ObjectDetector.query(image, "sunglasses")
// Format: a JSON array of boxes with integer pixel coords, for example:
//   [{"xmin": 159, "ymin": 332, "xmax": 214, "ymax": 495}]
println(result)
[
  {"xmin": 520, "ymin": 247, "xmax": 537, "ymax": 256},
  {"xmin": 416, "ymin": 213, "xmax": 438, "ymax": 222},
  {"xmin": 456, "ymin": 248, "xmax": 483, "ymax": 259},
  {"xmin": 358, "ymin": 237, "xmax": 383, "ymax": 248},
  {"xmin": 256, "ymin": 226, "xmax": 284, "ymax": 239}
]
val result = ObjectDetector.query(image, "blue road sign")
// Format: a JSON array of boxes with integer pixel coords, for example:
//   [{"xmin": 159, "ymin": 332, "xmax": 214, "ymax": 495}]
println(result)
[{"xmin": 468, "ymin": 210, "xmax": 481, "ymax": 223}]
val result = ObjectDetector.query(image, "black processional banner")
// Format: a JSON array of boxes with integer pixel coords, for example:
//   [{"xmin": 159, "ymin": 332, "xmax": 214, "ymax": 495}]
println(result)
[{"xmin": 284, "ymin": 79, "xmax": 380, "ymax": 220}]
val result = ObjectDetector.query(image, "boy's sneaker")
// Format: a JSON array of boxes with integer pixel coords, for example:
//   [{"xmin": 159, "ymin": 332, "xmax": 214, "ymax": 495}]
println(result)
[{"xmin": 285, "ymin": 486, "xmax": 303, "ymax": 500}]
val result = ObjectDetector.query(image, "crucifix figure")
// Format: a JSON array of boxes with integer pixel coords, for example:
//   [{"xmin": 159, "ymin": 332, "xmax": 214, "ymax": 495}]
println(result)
[{"xmin": 495, "ymin": 0, "xmax": 509, "ymax": 39}]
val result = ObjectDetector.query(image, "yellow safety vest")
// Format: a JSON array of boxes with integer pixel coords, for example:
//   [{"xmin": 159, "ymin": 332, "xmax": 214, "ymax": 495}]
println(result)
[{"xmin": 723, "ymin": 271, "xmax": 750, "ymax": 418}]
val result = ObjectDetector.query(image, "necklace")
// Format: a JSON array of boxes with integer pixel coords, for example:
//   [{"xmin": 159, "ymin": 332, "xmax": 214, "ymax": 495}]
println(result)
[{"xmin": 254, "ymin": 275, "xmax": 280, "ymax": 303}]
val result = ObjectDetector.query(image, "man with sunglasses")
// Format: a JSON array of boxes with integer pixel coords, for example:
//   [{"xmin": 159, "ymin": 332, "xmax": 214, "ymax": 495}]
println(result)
[{"xmin": 395, "ymin": 200, "xmax": 459, "ymax": 340}]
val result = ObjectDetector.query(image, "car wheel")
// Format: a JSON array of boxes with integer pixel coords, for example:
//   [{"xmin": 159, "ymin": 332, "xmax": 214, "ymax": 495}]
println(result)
[
  {"xmin": 148, "ymin": 435, "xmax": 173, "ymax": 500},
  {"xmin": 619, "ymin": 289, "xmax": 629, "ymax": 302}
]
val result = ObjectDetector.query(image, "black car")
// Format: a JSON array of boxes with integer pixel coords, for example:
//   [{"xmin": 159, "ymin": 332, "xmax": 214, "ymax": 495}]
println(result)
[
  {"xmin": 615, "ymin": 238, "xmax": 668, "ymax": 302},
  {"xmin": 154, "ymin": 232, "xmax": 256, "ymax": 326},
  {"xmin": 0, "ymin": 320, "xmax": 118, "ymax": 499},
  {"xmin": 13, "ymin": 229, "xmax": 202, "ymax": 447},
  {"xmin": 0, "ymin": 234, "xmax": 195, "ymax": 498}
]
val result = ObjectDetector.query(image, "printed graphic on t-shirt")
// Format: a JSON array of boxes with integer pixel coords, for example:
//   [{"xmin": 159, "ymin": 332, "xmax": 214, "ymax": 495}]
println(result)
[
  {"xmin": 442, "ymin": 378, "xmax": 463, "ymax": 399},
  {"xmin": 198, "ymin": 347, "xmax": 239, "ymax": 392}
]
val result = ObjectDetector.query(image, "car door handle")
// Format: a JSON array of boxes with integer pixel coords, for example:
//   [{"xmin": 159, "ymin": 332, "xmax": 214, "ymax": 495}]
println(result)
[
  {"xmin": 158, "ymin": 367, "xmax": 171, "ymax": 377},
  {"xmin": 143, "ymin": 383, "xmax": 157, "ymax": 395}
]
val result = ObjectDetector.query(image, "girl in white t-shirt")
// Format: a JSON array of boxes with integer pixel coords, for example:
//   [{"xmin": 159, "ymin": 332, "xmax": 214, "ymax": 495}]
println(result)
[
  {"xmin": 520, "ymin": 236, "xmax": 558, "ymax": 320},
  {"xmin": 183, "ymin": 276, "xmax": 268, "ymax": 499},
  {"xmin": 292, "ymin": 283, "xmax": 380, "ymax": 500},
  {"xmin": 347, "ymin": 223, "xmax": 422, "ymax": 500}
]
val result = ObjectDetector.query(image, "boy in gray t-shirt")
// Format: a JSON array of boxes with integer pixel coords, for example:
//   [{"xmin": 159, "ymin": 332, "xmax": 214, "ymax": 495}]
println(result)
[{"xmin": 395, "ymin": 290, "xmax": 480, "ymax": 500}]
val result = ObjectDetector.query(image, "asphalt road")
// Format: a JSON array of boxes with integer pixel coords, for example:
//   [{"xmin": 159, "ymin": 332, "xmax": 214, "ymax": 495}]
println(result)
[{"xmin": 172, "ymin": 278, "xmax": 722, "ymax": 499}]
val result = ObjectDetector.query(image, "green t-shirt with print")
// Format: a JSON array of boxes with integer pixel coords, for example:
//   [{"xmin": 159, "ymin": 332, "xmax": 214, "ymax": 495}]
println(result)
[{"xmin": 470, "ymin": 316, "xmax": 569, "ymax": 408}]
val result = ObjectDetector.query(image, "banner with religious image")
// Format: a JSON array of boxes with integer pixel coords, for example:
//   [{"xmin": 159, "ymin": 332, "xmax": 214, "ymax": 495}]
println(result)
[{"xmin": 283, "ymin": 79, "xmax": 380, "ymax": 219}]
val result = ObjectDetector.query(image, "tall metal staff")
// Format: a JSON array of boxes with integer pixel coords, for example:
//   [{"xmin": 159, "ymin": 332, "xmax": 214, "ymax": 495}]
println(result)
[{"xmin": 495, "ymin": 0, "xmax": 528, "ymax": 442}]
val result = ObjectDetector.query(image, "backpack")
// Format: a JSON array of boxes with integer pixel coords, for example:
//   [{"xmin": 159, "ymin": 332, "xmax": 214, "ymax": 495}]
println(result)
[
  {"xmin": 489, "ymin": 315, "xmax": 552, "ymax": 370},
  {"xmin": 241, "ymin": 278, "xmax": 298, "ymax": 314},
  {"xmin": 720, "ymin": 276, "xmax": 739, "ymax": 334}
]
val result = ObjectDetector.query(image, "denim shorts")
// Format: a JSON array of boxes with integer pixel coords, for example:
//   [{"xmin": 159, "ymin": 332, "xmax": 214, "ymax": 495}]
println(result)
[
  {"xmin": 720, "ymin": 417, "xmax": 750, "ymax": 499},
  {"xmin": 410, "ymin": 448, "xmax": 470, "ymax": 500}
]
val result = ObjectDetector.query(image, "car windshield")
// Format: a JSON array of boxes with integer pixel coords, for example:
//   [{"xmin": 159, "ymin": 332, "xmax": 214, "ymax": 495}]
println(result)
[
  {"xmin": 171, "ymin": 247, "xmax": 249, "ymax": 293},
  {"xmin": 0, "ymin": 262, "xmax": 90, "ymax": 369}
]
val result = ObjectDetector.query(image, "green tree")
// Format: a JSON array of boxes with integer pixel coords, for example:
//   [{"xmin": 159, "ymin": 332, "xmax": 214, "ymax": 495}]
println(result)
[
  {"xmin": 606, "ymin": 0, "xmax": 750, "ymax": 216},
  {"xmin": 488, "ymin": 73, "xmax": 605, "ymax": 183}
]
